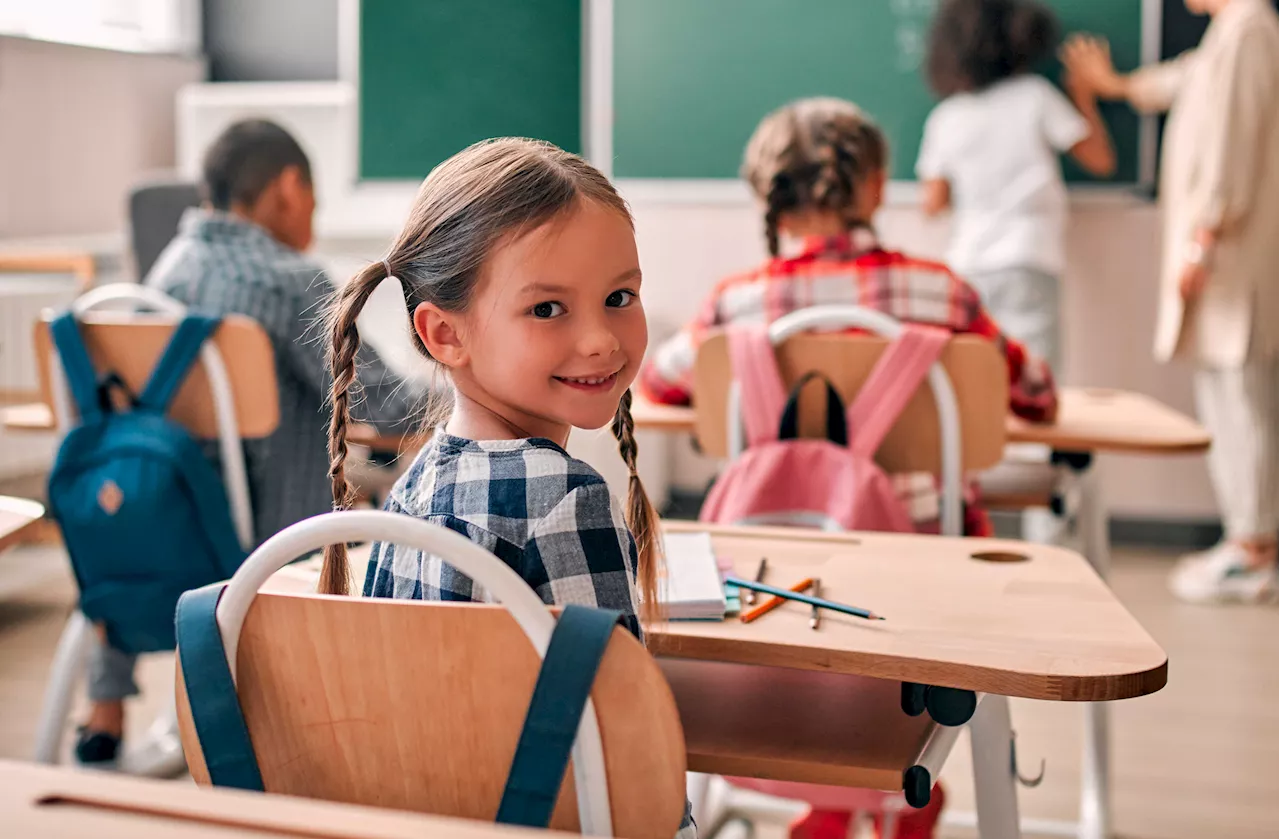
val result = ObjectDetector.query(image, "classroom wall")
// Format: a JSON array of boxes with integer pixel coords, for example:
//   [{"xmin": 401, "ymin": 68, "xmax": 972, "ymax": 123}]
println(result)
[
  {"xmin": 630, "ymin": 195, "xmax": 1218, "ymax": 521},
  {"xmin": 203, "ymin": 0, "xmax": 339, "ymax": 82},
  {"xmin": 0, "ymin": 36, "xmax": 204, "ymax": 238}
]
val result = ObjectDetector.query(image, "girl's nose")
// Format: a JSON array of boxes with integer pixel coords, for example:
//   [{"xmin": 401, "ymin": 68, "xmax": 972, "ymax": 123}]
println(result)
[{"xmin": 580, "ymin": 317, "xmax": 622, "ymax": 358}]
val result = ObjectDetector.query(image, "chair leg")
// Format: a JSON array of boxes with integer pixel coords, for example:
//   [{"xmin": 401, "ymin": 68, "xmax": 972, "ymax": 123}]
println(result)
[
  {"xmin": 32, "ymin": 611, "xmax": 93, "ymax": 764},
  {"xmin": 970, "ymin": 695, "xmax": 1022, "ymax": 839}
]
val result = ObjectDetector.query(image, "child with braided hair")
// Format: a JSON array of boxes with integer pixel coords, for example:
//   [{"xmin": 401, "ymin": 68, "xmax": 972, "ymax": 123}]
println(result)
[
  {"xmin": 641, "ymin": 96, "xmax": 1059, "ymax": 541},
  {"xmin": 321, "ymin": 138, "xmax": 673, "ymax": 658}
]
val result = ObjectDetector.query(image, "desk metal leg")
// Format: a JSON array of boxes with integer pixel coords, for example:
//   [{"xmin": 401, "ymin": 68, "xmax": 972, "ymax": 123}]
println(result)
[
  {"xmin": 1076, "ymin": 461, "xmax": 1112, "ymax": 839},
  {"xmin": 970, "ymin": 695, "xmax": 1022, "ymax": 839}
]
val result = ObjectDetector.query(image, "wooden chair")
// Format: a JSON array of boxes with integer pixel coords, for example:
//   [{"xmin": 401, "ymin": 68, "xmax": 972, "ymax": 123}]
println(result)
[
  {"xmin": 690, "ymin": 305, "xmax": 1011, "ymax": 837},
  {"xmin": 693, "ymin": 305, "xmax": 1009, "ymax": 536},
  {"xmin": 30, "ymin": 283, "xmax": 279, "ymax": 776},
  {"xmin": 175, "ymin": 510, "xmax": 688, "ymax": 839}
]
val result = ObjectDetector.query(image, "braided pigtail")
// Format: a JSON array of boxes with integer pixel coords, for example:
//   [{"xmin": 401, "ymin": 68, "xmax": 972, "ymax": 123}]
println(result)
[
  {"xmin": 763, "ymin": 171, "xmax": 794, "ymax": 258},
  {"xmin": 319, "ymin": 260, "xmax": 391, "ymax": 596},
  {"xmin": 611, "ymin": 389, "xmax": 663, "ymax": 624}
]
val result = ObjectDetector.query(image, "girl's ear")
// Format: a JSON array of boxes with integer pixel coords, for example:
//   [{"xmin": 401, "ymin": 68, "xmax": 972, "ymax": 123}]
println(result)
[{"xmin": 413, "ymin": 301, "xmax": 468, "ymax": 368}]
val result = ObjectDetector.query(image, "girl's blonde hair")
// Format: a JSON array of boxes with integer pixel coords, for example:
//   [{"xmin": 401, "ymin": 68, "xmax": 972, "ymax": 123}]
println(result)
[
  {"xmin": 741, "ymin": 97, "xmax": 889, "ymax": 257},
  {"xmin": 321, "ymin": 138, "xmax": 662, "ymax": 622}
]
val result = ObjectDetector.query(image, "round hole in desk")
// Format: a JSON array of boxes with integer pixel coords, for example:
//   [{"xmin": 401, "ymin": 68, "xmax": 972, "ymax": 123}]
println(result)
[{"xmin": 970, "ymin": 550, "xmax": 1029, "ymax": 563}]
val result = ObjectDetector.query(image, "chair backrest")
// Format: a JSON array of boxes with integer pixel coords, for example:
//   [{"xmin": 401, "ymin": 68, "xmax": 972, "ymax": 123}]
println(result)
[
  {"xmin": 33, "ymin": 284, "xmax": 279, "ymax": 549},
  {"xmin": 694, "ymin": 306, "xmax": 1008, "ymax": 536},
  {"xmin": 694, "ymin": 325, "xmax": 1007, "ymax": 471},
  {"xmin": 174, "ymin": 512, "xmax": 687, "ymax": 839},
  {"xmin": 128, "ymin": 180, "xmax": 201, "ymax": 281},
  {"xmin": 34, "ymin": 313, "xmax": 279, "ymax": 440}
]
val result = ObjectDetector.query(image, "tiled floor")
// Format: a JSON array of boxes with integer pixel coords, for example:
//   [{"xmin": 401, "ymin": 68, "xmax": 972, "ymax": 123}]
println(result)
[{"xmin": 0, "ymin": 543, "xmax": 1274, "ymax": 839}]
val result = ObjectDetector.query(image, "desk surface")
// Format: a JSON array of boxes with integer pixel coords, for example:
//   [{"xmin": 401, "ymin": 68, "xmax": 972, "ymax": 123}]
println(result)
[
  {"xmin": 0, "ymin": 496, "xmax": 44, "ymax": 553},
  {"xmin": 4, "ymin": 760, "xmax": 559, "ymax": 839},
  {"xmin": 628, "ymin": 388, "xmax": 1210, "ymax": 455},
  {"xmin": 652, "ymin": 522, "xmax": 1167, "ymax": 703},
  {"xmin": 3, "ymin": 387, "xmax": 1210, "ymax": 457}
]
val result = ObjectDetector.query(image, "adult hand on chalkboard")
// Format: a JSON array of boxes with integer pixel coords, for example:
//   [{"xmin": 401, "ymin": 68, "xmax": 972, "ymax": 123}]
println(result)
[{"xmin": 1060, "ymin": 35, "xmax": 1129, "ymax": 101}]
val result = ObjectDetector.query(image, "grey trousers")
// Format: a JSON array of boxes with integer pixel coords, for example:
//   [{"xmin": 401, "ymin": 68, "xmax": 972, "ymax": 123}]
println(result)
[
  {"xmin": 87, "ymin": 635, "xmax": 139, "ymax": 703},
  {"xmin": 967, "ymin": 267, "xmax": 1062, "ymax": 374},
  {"xmin": 1194, "ymin": 355, "xmax": 1279, "ymax": 541}
]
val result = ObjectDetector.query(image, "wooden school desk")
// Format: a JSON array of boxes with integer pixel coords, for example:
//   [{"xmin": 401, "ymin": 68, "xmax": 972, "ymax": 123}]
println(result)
[
  {"xmin": 3, "ymin": 760, "xmax": 565, "ymax": 839},
  {"xmin": 651, "ymin": 522, "xmax": 1165, "ymax": 839},
  {"xmin": 0, "ymin": 495, "xmax": 44, "ymax": 553}
]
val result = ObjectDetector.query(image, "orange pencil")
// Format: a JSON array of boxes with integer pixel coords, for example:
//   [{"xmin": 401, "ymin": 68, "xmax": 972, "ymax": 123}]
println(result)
[{"xmin": 740, "ymin": 577, "xmax": 815, "ymax": 624}]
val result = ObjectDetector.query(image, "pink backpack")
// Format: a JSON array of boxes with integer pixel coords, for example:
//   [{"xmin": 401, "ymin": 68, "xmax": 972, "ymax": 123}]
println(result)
[{"xmin": 699, "ymin": 323, "xmax": 949, "ymax": 532}]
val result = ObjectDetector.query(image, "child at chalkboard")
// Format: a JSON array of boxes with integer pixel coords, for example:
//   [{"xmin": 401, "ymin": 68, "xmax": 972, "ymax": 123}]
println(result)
[{"xmin": 916, "ymin": 0, "xmax": 1116, "ymax": 373}]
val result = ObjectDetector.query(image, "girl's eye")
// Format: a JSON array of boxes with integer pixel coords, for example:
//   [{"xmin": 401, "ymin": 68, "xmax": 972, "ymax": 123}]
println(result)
[
  {"xmin": 606, "ymin": 290, "xmax": 636, "ymax": 308},
  {"xmin": 531, "ymin": 301, "xmax": 565, "ymax": 319}
]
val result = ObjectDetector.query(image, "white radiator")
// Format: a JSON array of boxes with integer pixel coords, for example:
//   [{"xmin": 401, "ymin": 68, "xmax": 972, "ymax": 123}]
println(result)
[{"xmin": 0, "ymin": 275, "xmax": 77, "ymax": 480}]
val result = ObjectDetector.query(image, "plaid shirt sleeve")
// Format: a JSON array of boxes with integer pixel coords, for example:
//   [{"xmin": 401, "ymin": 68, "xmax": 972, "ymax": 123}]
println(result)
[
  {"xmin": 522, "ymin": 481, "xmax": 643, "ymax": 638},
  {"xmin": 638, "ymin": 279, "xmax": 734, "ymax": 406},
  {"xmin": 948, "ymin": 278, "xmax": 1059, "ymax": 424}
]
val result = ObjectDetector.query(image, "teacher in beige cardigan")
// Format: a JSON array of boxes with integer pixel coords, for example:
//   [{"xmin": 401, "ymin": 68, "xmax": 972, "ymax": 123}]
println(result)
[{"xmin": 1064, "ymin": 0, "xmax": 1278, "ymax": 604}]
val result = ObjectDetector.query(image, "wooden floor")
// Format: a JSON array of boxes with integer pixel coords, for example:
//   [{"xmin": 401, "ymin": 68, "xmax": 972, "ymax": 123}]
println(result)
[{"xmin": 0, "ymin": 544, "xmax": 1274, "ymax": 839}]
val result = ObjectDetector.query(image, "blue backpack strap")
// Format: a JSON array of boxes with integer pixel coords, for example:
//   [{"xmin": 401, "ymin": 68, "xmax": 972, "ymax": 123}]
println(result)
[
  {"xmin": 496, "ymin": 604, "xmax": 623, "ymax": 828},
  {"xmin": 48, "ymin": 311, "xmax": 103, "ymax": 423},
  {"xmin": 138, "ymin": 314, "xmax": 222, "ymax": 413},
  {"xmin": 175, "ymin": 582, "xmax": 264, "ymax": 791}
]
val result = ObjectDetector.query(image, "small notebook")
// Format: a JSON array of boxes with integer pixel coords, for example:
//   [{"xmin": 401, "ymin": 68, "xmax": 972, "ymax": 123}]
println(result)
[{"xmin": 660, "ymin": 531, "xmax": 728, "ymax": 620}]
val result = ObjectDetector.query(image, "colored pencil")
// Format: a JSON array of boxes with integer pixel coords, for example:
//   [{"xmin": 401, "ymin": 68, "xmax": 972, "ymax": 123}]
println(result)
[
  {"xmin": 726, "ymin": 576, "xmax": 884, "ymax": 621},
  {"xmin": 740, "ymin": 577, "xmax": 814, "ymax": 623}
]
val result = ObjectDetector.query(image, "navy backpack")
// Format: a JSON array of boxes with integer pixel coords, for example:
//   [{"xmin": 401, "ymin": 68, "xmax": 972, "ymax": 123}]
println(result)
[{"xmin": 46, "ymin": 311, "xmax": 248, "ymax": 654}]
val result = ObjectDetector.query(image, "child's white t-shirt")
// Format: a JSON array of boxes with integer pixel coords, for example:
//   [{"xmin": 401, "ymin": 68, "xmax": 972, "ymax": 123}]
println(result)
[{"xmin": 915, "ymin": 75, "xmax": 1088, "ymax": 278}]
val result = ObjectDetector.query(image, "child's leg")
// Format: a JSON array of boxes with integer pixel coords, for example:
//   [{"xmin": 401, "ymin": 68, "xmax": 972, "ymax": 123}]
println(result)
[
  {"xmin": 969, "ymin": 268, "xmax": 1065, "ymax": 546},
  {"xmin": 78, "ymin": 634, "xmax": 139, "ymax": 764},
  {"xmin": 967, "ymin": 268, "xmax": 1062, "ymax": 374}
]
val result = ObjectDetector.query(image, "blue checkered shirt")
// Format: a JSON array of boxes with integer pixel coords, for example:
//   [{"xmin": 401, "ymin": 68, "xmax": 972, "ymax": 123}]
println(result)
[
  {"xmin": 364, "ymin": 432, "xmax": 642, "ymax": 637},
  {"xmin": 146, "ymin": 209, "xmax": 421, "ymax": 544},
  {"xmin": 366, "ymin": 432, "xmax": 695, "ymax": 837}
]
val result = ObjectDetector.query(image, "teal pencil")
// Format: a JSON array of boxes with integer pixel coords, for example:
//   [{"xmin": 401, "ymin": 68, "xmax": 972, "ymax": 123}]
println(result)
[{"xmin": 724, "ymin": 576, "xmax": 884, "ymax": 621}]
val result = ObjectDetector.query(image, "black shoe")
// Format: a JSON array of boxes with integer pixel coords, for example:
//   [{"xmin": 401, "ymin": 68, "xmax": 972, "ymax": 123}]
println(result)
[{"xmin": 74, "ymin": 727, "xmax": 121, "ymax": 767}]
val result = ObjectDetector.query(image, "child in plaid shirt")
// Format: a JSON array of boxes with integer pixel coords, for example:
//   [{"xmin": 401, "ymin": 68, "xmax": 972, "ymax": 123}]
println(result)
[
  {"xmin": 320, "ymin": 138, "xmax": 694, "ymax": 838},
  {"xmin": 641, "ymin": 97, "xmax": 1060, "ymax": 539}
]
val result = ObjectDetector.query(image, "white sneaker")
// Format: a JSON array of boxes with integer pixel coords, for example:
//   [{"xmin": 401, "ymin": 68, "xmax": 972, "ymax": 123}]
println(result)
[{"xmin": 1169, "ymin": 543, "xmax": 1278, "ymax": 604}]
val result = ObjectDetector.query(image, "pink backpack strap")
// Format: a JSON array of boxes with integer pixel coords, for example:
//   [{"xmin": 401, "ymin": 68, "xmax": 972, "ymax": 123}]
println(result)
[
  {"xmin": 726, "ymin": 325, "xmax": 788, "ymax": 448},
  {"xmin": 845, "ymin": 325, "xmax": 950, "ymax": 458}
]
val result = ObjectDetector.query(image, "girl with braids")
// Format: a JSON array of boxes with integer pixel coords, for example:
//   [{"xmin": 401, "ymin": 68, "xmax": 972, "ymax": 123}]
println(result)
[
  {"xmin": 641, "ymin": 97, "xmax": 1059, "ymax": 542},
  {"xmin": 917, "ymin": 0, "xmax": 1116, "ymax": 374},
  {"xmin": 322, "ymin": 138, "xmax": 674, "ymax": 667}
]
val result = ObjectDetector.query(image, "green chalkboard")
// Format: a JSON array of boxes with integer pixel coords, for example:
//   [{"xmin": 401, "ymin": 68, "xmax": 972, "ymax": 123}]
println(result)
[
  {"xmin": 613, "ymin": 0, "xmax": 1144, "ymax": 183},
  {"xmin": 359, "ymin": 0, "xmax": 580, "ymax": 180}
]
